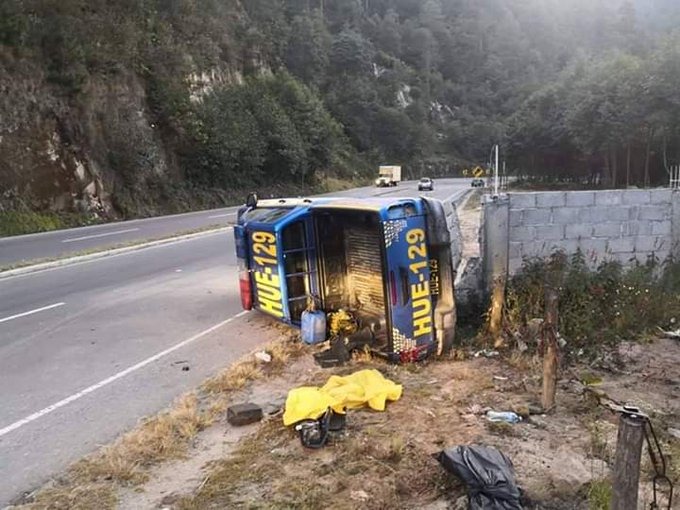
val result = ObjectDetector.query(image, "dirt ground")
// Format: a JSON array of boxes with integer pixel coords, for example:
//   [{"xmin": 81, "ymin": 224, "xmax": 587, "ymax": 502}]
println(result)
[
  {"xmin": 116, "ymin": 195, "xmax": 678, "ymax": 509},
  {"xmin": 116, "ymin": 334, "xmax": 679, "ymax": 509}
]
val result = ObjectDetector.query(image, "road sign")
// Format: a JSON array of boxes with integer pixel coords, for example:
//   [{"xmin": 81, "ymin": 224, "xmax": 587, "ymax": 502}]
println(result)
[
  {"xmin": 473, "ymin": 166, "xmax": 485, "ymax": 178},
  {"xmin": 462, "ymin": 169, "xmax": 469, "ymax": 176}
]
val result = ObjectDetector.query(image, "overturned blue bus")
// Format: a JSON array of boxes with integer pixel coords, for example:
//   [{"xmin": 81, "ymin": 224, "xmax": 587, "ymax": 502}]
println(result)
[{"xmin": 234, "ymin": 195, "xmax": 457, "ymax": 363}]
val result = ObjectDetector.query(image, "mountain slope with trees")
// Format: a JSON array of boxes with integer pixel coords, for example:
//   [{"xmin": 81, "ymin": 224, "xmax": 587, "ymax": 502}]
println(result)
[{"xmin": 1, "ymin": 0, "xmax": 679, "ymax": 231}]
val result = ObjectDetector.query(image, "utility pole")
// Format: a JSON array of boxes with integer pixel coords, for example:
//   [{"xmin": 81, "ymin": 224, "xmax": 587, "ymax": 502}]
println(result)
[{"xmin": 494, "ymin": 144, "xmax": 499, "ymax": 196}]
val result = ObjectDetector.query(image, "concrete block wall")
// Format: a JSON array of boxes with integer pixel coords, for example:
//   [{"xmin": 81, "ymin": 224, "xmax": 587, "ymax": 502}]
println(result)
[{"xmin": 503, "ymin": 189, "xmax": 678, "ymax": 275}]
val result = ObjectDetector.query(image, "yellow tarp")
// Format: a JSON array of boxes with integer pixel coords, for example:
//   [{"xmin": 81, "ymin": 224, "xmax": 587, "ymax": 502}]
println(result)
[{"xmin": 283, "ymin": 369, "xmax": 402, "ymax": 426}]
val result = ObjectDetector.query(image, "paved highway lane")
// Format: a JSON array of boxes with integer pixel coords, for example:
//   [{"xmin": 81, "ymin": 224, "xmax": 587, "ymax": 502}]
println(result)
[
  {"xmin": 0, "ymin": 179, "xmax": 470, "ymax": 268},
  {"xmin": 0, "ymin": 179, "xmax": 472, "ymax": 503},
  {"xmin": 0, "ymin": 206, "xmax": 240, "ymax": 268}
]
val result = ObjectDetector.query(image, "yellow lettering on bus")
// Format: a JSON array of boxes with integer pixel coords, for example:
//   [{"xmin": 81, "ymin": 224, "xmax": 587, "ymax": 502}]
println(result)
[
  {"xmin": 259, "ymin": 297, "xmax": 284, "ymax": 317},
  {"xmin": 413, "ymin": 297, "xmax": 431, "ymax": 319},
  {"xmin": 411, "ymin": 281, "xmax": 429, "ymax": 300},
  {"xmin": 255, "ymin": 270, "xmax": 280, "ymax": 288},
  {"xmin": 413, "ymin": 316, "xmax": 432, "ymax": 337},
  {"xmin": 252, "ymin": 231, "xmax": 276, "ymax": 244},
  {"xmin": 256, "ymin": 282, "xmax": 282, "ymax": 302}
]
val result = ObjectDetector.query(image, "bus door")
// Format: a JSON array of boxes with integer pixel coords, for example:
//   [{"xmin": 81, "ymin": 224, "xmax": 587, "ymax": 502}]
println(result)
[
  {"xmin": 280, "ymin": 219, "xmax": 318, "ymax": 324},
  {"xmin": 383, "ymin": 203, "xmax": 435, "ymax": 359}
]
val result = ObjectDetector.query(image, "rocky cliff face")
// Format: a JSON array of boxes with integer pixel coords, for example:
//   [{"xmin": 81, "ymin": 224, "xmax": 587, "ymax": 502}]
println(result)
[
  {"xmin": 0, "ymin": 57, "xmax": 244, "ymax": 219},
  {"xmin": 0, "ymin": 0, "xmax": 257, "ymax": 221}
]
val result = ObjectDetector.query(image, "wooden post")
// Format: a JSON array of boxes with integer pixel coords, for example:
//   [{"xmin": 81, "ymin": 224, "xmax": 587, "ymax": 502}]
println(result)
[
  {"xmin": 541, "ymin": 286, "xmax": 559, "ymax": 412},
  {"xmin": 612, "ymin": 413, "xmax": 645, "ymax": 510},
  {"xmin": 488, "ymin": 277, "xmax": 505, "ymax": 348}
]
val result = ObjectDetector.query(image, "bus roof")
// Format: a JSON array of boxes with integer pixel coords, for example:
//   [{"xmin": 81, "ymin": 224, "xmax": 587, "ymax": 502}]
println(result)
[
  {"xmin": 239, "ymin": 196, "xmax": 427, "ymax": 227},
  {"xmin": 255, "ymin": 196, "xmax": 417, "ymax": 211}
]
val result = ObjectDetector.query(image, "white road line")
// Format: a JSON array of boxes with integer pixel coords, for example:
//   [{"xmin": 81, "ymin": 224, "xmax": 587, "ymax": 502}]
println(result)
[
  {"xmin": 61, "ymin": 228, "xmax": 140, "ymax": 243},
  {"xmin": 0, "ymin": 310, "xmax": 248, "ymax": 438},
  {"xmin": 0, "ymin": 302, "xmax": 65, "ymax": 324},
  {"xmin": 208, "ymin": 213, "xmax": 235, "ymax": 219}
]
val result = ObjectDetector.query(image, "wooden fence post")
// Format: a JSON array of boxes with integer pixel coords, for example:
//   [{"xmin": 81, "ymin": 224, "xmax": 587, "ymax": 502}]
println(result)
[
  {"xmin": 611, "ymin": 413, "xmax": 645, "ymax": 510},
  {"xmin": 488, "ymin": 276, "xmax": 505, "ymax": 347},
  {"xmin": 541, "ymin": 286, "xmax": 559, "ymax": 412}
]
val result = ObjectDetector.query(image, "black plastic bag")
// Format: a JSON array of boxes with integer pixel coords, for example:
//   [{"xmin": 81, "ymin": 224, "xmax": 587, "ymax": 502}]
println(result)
[{"xmin": 438, "ymin": 445, "xmax": 523, "ymax": 510}]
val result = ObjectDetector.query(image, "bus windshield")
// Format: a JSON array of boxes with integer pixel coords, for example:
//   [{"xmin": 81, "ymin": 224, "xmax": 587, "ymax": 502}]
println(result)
[{"xmin": 243, "ymin": 207, "xmax": 292, "ymax": 224}]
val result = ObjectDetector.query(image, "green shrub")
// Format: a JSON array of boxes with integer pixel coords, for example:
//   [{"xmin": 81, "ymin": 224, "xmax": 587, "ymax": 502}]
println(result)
[
  {"xmin": 0, "ymin": 211, "xmax": 64, "ymax": 236},
  {"xmin": 505, "ymin": 251, "xmax": 680, "ymax": 356},
  {"xmin": 587, "ymin": 479, "xmax": 612, "ymax": 510},
  {"xmin": 0, "ymin": 211, "xmax": 103, "ymax": 237}
]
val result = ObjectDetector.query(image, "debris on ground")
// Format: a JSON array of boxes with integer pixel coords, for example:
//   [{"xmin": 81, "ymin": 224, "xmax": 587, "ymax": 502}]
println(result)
[
  {"xmin": 328, "ymin": 309, "xmax": 358, "ymax": 336},
  {"xmin": 254, "ymin": 350, "xmax": 272, "ymax": 363},
  {"xmin": 474, "ymin": 349, "xmax": 499, "ymax": 358},
  {"xmin": 282, "ymin": 368, "xmax": 402, "ymax": 426},
  {"xmin": 486, "ymin": 411, "xmax": 522, "ymax": 424},
  {"xmin": 660, "ymin": 327, "xmax": 680, "ymax": 340},
  {"xmin": 293, "ymin": 408, "xmax": 347, "ymax": 449},
  {"xmin": 438, "ymin": 445, "xmax": 522, "ymax": 510},
  {"xmin": 350, "ymin": 489, "xmax": 370, "ymax": 503},
  {"xmin": 227, "ymin": 403, "xmax": 263, "ymax": 426}
]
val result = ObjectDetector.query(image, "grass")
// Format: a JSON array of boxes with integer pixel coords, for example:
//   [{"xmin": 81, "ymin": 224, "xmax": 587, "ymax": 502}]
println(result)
[
  {"xmin": 587, "ymin": 421, "xmax": 611, "ymax": 462},
  {"xmin": 175, "ymin": 418, "xmax": 452, "ymax": 510},
  {"xmin": 73, "ymin": 394, "xmax": 209, "ymax": 484},
  {"xmin": 502, "ymin": 252, "xmax": 680, "ymax": 357},
  {"xmin": 25, "ymin": 394, "xmax": 208, "ymax": 509},
  {"xmin": 19, "ymin": 331, "xmax": 305, "ymax": 509},
  {"xmin": 318, "ymin": 175, "xmax": 371, "ymax": 193},
  {"xmin": 0, "ymin": 211, "xmax": 103, "ymax": 237},
  {"xmin": 586, "ymin": 479, "xmax": 612, "ymax": 510}
]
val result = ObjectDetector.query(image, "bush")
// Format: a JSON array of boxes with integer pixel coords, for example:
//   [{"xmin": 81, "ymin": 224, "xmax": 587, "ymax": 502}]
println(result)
[
  {"xmin": 0, "ymin": 211, "xmax": 63, "ymax": 236},
  {"xmin": 504, "ymin": 251, "xmax": 680, "ymax": 356}
]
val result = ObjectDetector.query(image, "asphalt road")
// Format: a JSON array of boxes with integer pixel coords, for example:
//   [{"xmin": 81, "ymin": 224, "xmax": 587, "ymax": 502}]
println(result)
[
  {"xmin": 0, "ymin": 179, "xmax": 472, "ymax": 504},
  {"xmin": 0, "ymin": 181, "xmax": 452, "ymax": 268}
]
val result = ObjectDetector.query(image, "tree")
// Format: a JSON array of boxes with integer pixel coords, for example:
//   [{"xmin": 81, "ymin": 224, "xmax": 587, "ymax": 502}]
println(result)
[
  {"xmin": 329, "ymin": 28, "xmax": 374, "ymax": 75},
  {"xmin": 285, "ymin": 12, "xmax": 331, "ymax": 86}
]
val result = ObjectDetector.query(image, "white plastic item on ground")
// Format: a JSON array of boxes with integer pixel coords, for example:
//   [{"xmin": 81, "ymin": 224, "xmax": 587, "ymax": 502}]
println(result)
[
  {"xmin": 254, "ymin": 351, "xmax": 272, "ymax": 363},
  {"xmin": 486, "ymin": 411, "xmax": 522, "ymax": 424}
]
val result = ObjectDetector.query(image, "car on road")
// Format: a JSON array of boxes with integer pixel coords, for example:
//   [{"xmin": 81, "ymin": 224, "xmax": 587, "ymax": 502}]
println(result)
[
  {"xmin": 471, "ymin": 178, "xmax": 485, "ymax": 188},
  {"xmin": 417, "ymin": 177, "xmax": 434, "ymax": 191}
]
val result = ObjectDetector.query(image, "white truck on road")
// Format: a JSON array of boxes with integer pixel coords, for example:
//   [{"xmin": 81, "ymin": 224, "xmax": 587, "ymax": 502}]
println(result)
[{"xmin": 375, "ymin": 165, "xmax": 402, "ymax": 187}]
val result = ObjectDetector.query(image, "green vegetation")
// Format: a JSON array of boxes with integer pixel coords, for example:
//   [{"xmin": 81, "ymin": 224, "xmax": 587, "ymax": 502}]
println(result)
[
  {"xmin": 1, "ymin": 1, "xmax": 680, "ymax": 223},
  {"xmin": 505, "ymin": 252, "xmax": 680, "ymax": 356},
  {"xmin": 0, "ymin": 211, "xmax": 101, "ymax": 237},
  {"xmin": 184, "ymin": 72, "xmax": 351, "ymax": 189},
  {"xmin": 587, "ymin": 479, "xmax": 613, "ymax": 510}
]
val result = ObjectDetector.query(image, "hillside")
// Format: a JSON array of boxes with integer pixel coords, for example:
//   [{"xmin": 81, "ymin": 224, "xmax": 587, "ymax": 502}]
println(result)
[{"xmin": 1, "ymin": 0, "xmax": 679, "ymax": 232}]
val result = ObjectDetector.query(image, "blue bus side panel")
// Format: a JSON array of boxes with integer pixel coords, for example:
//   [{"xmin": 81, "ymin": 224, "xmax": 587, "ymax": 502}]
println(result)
[{"xmin": 383, "ymin": 214, "xmax": 435, "ymax": 357}]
